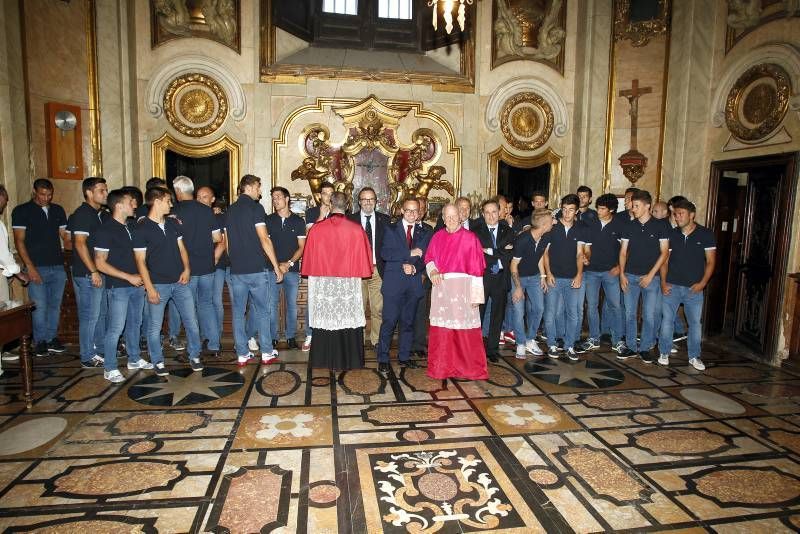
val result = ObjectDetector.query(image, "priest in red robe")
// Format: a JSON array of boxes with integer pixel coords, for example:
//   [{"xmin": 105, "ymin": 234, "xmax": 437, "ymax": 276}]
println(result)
[
  {"xmin": 424, "ymin": 204, "xmax": 488, "ymax": 380},
  {"xmin": 301, "ymin": 191, "xmax": 373, "ymax": 369}
]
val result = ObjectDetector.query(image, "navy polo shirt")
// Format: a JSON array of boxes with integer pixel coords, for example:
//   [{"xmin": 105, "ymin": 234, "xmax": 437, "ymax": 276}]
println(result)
[
  {"xmin": 666, "ymin": 224, "xmax": 716, "ymax": 287},
  {"xmin": 172, "ymin": 200, "xmax": 220, "ymax": 277},
  {"xmin": 215, "ymin": 212, "xmax": 229, "ymax": 270},
  {"xmin": 548, "ymin": 221, "xmax": 589, "ymax": 279},
  {"xmin": 512, "ymin": 231, "xmax": 550, "ymax": 277},
  {"xmin": 585, "ymin": 217, "xmax": 625, "ymax": 272},
  {"xmin": 621, "ymin": 217, "xmax": 669, "ymax": 276},
  {"xmin": 133, "ymin": 217, "xmax": 184, "ymax": 284},
  {"xmin": 94, "ymin": 218, "xmax": 137, "ymax": 288},
  {"xmin": 11, "ymin": 200, "xmax": 67, "ymax": 267},
  {"xmin": 225, "ymin": 195, "xmax": 268, "ymax": 275},
  {"xmin": 67, "ymin": 202, "xmax": 108, "ymax": 277},
  {"xmin": 577, "ymin": 208, "xmax": 598, "ymax": 224},
  {"xmin": 265, "ymin": 213, "xmax": 306, "ymax": 272}
]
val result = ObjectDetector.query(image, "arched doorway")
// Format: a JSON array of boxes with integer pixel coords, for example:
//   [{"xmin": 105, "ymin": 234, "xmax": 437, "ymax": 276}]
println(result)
[{"xmin": 488, "ymin": 146, "xmax": 561, "ymax": 211}]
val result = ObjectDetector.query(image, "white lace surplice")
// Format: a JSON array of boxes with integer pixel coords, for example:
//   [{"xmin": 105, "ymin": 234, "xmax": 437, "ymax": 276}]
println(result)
[
  {"xmin": 307, "ymin": 276, "xmax": 365, "ymax": 330},
  {"xmin": 429, "ymin": 273, "xmax": 484, "ymax": 330}
]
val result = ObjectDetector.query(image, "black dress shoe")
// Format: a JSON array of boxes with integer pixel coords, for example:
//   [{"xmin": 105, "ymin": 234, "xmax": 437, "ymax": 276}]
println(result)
[
  {"xmin": 272, "ymin": 339, "xmax": 279, "ymax": 349},
  {"xmin": 487, "ymin": 353, "xmax": 499, "ymax": 363},
  {"xmin": 378, "ymin": 362, "xmax": 390, "ymax": 373},
  {"xmin": 412, "ymin": 350, "xmax": 427, "ymax": 359},
  {"xmin": 287, "ymin": 338, "xmax": 297, "ymax": 349},
  {"xmin": 399, "ymin": 360, "xmax": 419, "ymax": 369}
]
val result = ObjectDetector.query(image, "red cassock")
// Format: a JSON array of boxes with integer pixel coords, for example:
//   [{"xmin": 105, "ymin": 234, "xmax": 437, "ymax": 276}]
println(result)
[{"xmin": 301, "ymin": 214, "xmax": 373, "ymax": 278}]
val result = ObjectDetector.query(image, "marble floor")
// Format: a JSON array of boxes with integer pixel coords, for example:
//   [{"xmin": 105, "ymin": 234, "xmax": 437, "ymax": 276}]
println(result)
[{"xmin": 1, "ymin": 337, "xmax": 800, "ymax": 533}]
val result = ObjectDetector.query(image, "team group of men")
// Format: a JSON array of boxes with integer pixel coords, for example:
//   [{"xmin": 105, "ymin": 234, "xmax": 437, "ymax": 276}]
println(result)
[{"xmin": 4, "ymin": 175, "xmax": 715, "ymax": 384}]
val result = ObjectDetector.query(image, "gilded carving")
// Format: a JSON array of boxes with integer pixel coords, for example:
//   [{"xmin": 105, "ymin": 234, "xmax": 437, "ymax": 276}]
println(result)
[
  {"xmin": 492, "ymin": 0, "xmax": 566, "ymax": 72},
  {"xmin": 163, "ymin": 73, "xmax": 228, "ymax": 138},
  {"xmin": 726, "ymin": 1, "xmax": 800, "ymax": 53},
  {"xmin": 725, "ymin": 63, "xmax": 791, "ymax": 142},
  {"xmin": 613, "ymin": 0, "xmax": 670, "ymax": 47},
  {"xmin": 151, "ymin": 0, "xmax": 240, "ymax": 52},
  {"xmin": 289, "ymin": 96, "xmax": 456, "ymax": 215},
  {"xmin": 499, "ymin": 92, "xmax": 554, "ymax": 151}
]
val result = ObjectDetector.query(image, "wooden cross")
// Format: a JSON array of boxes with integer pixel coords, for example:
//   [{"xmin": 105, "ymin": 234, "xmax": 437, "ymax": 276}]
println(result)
[{"xmin": 619, "ymin": 79, "xmax": 652, "ymax": 151}]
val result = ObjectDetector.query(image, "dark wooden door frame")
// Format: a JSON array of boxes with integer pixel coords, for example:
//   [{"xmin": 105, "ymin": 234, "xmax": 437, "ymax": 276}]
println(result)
[{"xmin": 706, "ymin": 152, "xmax": 799, "ymax": 357}]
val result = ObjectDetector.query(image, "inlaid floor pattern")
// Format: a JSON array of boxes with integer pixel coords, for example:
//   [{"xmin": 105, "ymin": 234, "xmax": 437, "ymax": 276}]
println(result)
[{"xmin": 1, "ymin": 339, "xmax": 800, "ymax": 533}]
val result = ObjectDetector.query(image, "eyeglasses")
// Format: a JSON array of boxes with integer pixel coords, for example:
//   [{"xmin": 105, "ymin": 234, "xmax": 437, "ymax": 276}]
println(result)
[
  {"xmin": 403, "ymin": 208, "xmax": 418, "ymax": 213},
  {"xmin": 359, "ymin": 198, "xmax": 376, "ymax": 202}
]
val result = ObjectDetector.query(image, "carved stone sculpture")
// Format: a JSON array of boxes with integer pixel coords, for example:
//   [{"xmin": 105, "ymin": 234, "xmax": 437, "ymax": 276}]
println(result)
[
  {"xmin": 494, "ymin": 0, "xmax": 565, "ymax": 63},
  {"xmin": 727, "ymin": 0, "xmax": 762, "ymax": 29}
]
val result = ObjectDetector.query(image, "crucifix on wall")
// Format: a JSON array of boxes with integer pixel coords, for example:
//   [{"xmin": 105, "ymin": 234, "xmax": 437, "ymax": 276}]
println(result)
[{"xmin": 618, "ymin": 78, "xmax": 652, "ymax": 183}]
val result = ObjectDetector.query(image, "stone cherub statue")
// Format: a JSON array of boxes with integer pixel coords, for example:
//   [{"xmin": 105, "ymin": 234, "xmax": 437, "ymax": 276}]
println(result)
[{"xmin": 494, "ymin": 0, "xmax": 565, "ymax": 61}]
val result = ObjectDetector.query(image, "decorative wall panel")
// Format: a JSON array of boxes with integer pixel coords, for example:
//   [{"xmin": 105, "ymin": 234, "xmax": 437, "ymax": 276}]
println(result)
[
  {"xmin": 491, "ymin": 0, "xmax": 567, "ymax": 74},
  {"xmin": 726, "ymin": 0, "xmax": 800, "ymax": 54},
  {"xmin": 151, "ymin": 0, "xmax": 241, "ymax": 53}
]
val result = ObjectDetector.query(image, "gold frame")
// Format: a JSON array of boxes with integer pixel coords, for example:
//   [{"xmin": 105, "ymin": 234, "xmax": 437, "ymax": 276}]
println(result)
[
  {"xmin": 259, "ymin": 0, "xmax": 475, "ymax": 93},
  {"xmin": 86, "ymin": 0, "xmax": 102, "ymax": 176},
  {"xmin": 273, "ymin": 97, "xmax": 462, "ymax": 195},
  {"xmin": 487, "ymin": 146, "xmax": 561, "ymax": 208},
  {"xmin": 604, "ymin": 0, "xmax": 671, "ymax": 198},
  {"xmin": 151, "ymin": 133, "xmax": 242, "ymax": 202}
]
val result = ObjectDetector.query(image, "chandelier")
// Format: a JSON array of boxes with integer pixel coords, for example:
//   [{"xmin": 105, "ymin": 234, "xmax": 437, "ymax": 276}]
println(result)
[{"xmin": 428, "ymin": 0, "xmax": 476, "ymax": 34}]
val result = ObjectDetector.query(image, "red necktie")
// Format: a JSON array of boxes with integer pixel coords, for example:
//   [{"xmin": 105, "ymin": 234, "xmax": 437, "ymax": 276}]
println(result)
[{"xmin": 406, "ymin": 224, "xmax": 413, "ymax": 248}]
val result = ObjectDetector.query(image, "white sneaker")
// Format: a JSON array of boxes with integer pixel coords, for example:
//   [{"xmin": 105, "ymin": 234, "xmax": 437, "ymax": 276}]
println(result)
[
  {"xmin": 261, "ymin": 352, "xmax": 278, "ymax": 365},
  {"xmin": 689, "ymin": 358, "xmax": 706, "ymax": 371},
  {"xmin": 248, "ymin": 337, "xmax": 259, "ymax": 352},
  {"xmin": 670, "ymin": 347, "xmax": 678, "ymax": 354},
  {"xmin": 658, "ymin": 354, "xmax": 669, "ymax": 366},
  {"xmin": 567, "ymin": 347, "xmax": 579, "ymax": 361},
  {"xmin": 237, "ymin": 353, "xmax": 256, "ymax": 367},
  {"xmin": 104, "ymin": 369, "xmax": 125, "ymax": 383},
  {"xmin": 155, "ymin": 362, "xmax": 169, "ymax": 376},
  {"xmin": 302, "ymin": 335, "xmax": 312, "ymax": 352},
  {"xmin": 127, "ymin": 359, "xmax": 154, "ymax": 370},
  {"xmin": 1, "ymin": 352, "xmax": 19, "ymax": 361},
  {"xmin": 547, "ymin": 346, "xmax": 560, "ymax": 359},
  {"xmin": 525, "ymin": 339, "xmax": 543, "ymax": 356},
  {"xmin": 515, "ymin": 346, "xmax": 527, "ymax": 359}
]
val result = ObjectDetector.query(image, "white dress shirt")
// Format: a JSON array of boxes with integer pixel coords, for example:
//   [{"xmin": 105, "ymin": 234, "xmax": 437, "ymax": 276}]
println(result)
[{"xmin": 360, "ymin": 211, "xmax": 377, "ymax": 264}]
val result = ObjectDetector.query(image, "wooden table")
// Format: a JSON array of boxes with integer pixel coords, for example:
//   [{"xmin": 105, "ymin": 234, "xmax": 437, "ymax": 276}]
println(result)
[{"xmin": 0, "ymin": 303, "xmax": 34, "ymax": 408}]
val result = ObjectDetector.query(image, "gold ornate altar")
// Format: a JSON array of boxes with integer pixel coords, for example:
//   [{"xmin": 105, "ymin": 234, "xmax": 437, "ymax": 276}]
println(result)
[{"xmin": 277, "ymin": 95, "xmax": 460, "ymax": 215}]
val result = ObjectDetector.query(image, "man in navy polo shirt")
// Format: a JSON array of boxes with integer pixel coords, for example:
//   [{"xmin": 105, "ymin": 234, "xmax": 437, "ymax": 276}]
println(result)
[
  {"xmin": 658, "ymin": 199, "xmax": 716, "ymax": 371},
  {"xmin": 94, "ymin": 189, "xmax": 154, "ymax": 383},
  {"xmin": 68, "ymin": 177, "xmax": 109, "ymax": 368},
  {"xmin": 619, "ymin": 189, "xmax": 669, "ymax": 363},
  {"xmin": 576, "ymin": 185, "xmax": 598, "ymax": 224},
  {"xmin": 512, "ymin": 208, "xmax": 552, "ymax": 360},
  {"xmin": 172, "ymin": 176, "xmax": 224, "ymax": 359},
  {"xmin": 197, "ymin": 186, "xmax": 229, "ymax": 346},
  {"xmin": 580, "ymin": 193, "xmax": 625, "ymax": 353},
  {"xmin": 226, "ymin": 175, "xmax": 283, "ymax": 367},
  {"xmin": 134, "ymin": 187, "xmax": 203, "ymax": 376},
  {"xmin": 11, "ymin": 178, "xmax": 70, "ymax": 356},
  {"xmin": 300, "ymin": 181, "xmax": 334, "ymax": 351},
  {"xmin": 266, "ymin": 186, "xmax": 306, "ymax": 350},
  {"xmin": 543, "ymin": 194, "xmax": 589, "ymax": 360}
]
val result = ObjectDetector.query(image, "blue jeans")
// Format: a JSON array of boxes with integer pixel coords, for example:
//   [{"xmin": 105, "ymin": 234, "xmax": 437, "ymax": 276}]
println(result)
[
  {"xmin": 512, "ymin": 276, "xmax": 545, "ymax": 346},
  {"xmin": 673, "ymin": 308, "xmax": 687, "ymax": 335},
  {"xmin": 584, "ymin": 270, "xmax": 622, "ymax": 343},
  {"xmin": 73, "ymin": 274, "xmax": 107, "ymax": 362},
  {"xmin": 230, "ymin": 271, "xmax": 273, "ymax": 356},
  {"xmin": 213, "ymin": 267, "xmax": 229, "ymax": 341},
  {"xmin": 104, "ymin": 286, "xmax": 145, "ymax": 371},
  {"xmin": 545, "ymin": 278, "xmax": 580, "ymax": 349},
  {"xmin": 27, "ymin": 265, "xmax": 66, "ymax": 344},
  {"xmin": 188, "ymin": 273, "xmax": 220, "ymax": 351},
  {"xmin": 623, "ymin": 273, "xmax": 661, "ymax": 352},
  {"xmin": 659, "ymin": 285, "xmax": 704, "ymax": 359},
  {"xmin": 167, "ymin": 300, "xmax": 181, "ymax": 339},
  {"xmin": 146, "ymin": 283, "xmax": 202, "ymax": 364},
  {"xmin": 270, "ymin": 271, "xmax": 302, "ymax": 340}
]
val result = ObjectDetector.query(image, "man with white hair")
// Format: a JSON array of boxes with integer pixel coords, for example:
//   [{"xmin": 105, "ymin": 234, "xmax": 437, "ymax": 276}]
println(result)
[{"xmin": 171, "ymin": 176, "xmax": 224, "ymax": 359}]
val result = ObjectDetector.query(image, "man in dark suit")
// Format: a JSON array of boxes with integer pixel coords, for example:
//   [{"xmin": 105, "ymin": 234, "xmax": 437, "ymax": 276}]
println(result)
[
  {"xmin": 471, "ymin": 198, "xmax": 515, "ymax": 362},
  {"xmin": 348, "ymin": 187, "xmax": 390, "ymax": 348},
  {"xmin": 411, "ymin": 197, "xmax": 434, "ymax": 358},
  {"xmin": 376, "ymin": 198, "xmax": 432, "ymax": 373}
]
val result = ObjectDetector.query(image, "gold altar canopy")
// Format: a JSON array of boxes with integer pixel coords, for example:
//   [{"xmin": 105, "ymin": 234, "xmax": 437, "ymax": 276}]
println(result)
[{"xmin": 287, "ymin": 95, "xmax": 457, "ymax": 215}]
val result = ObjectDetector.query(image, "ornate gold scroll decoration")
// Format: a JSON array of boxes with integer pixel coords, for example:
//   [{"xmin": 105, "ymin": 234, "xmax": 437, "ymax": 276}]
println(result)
[
  {"xmin": 163, "ymin": 73, "xmax": 228, "ymax": 138},
  {"xmin": 500, "ymin": 92, "xmax": 554, "ymax": 151},
  {"xmin": 725, "ymin": 63, "xmax": 791, "ymax": 142},
  {"xmin": 614, "ymin": 0, "xmax": 670, "ymax": 47}
]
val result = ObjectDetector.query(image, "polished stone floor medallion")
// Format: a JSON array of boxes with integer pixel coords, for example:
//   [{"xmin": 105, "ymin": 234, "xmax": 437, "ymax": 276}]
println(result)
[
  {"xmin": 631, "ymin": 427, "xmax": 733, "ymax": 457},
  {"xmin": 45, "ymin": 459, "xmax": 188, "ymax": 499},
  {"xmin": 556, "ymin": 445, "xmax": 654, "ymax": 505},
  {"xmin": 257, "ymin": 369, "xmax": 302, "ymax": 398},
  {"xmin": 525, "ymin": 359, "xmax": 626, "ymax": 390},
  {"xmin": 675, "ymin": 387, "xmax": 749, "ymax": 415},
  {"xmin": 356, "ymin": 441, "xmax": 546, "ymax": 532},
  {"xmin": 233, "ymin": 406, "xmax": 333, "ymax": 449},
  {"xmin": 338, "ymin": 368, "xmax": 387, "ymax": 398},
  {"xmin": 361, "ymin": 402, "xmax": 452, "ymax": 426},
  {"xmin": 128, "ymin": 367, "xmax": 245, "ymax": 406},
  {"xmin": 205, "ymin": 465, "xmax": 291, "ymax": 533},
  {"xmin": 685, "ymin": 466, "xmax": 800, "ymax": 508},
  {"xmin": 472, "ymin": 396, "xmax": 580, "ymax": 435},
  {"xmin": 5, "ymin": 515, "xmax": 158, "ymax": 533},
  {"xmin": 0, "ymin": 416, "xmax": 68, "ymax": 456},
  {"xmin": 109, "ymin": 411, "xmax": 211, "ymax": 435}
]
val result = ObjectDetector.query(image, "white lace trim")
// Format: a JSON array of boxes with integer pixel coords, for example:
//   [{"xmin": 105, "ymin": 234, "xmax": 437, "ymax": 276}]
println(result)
[{"xmin": 307, "ymin": 276, "xmax": 365, "ymax": 330}]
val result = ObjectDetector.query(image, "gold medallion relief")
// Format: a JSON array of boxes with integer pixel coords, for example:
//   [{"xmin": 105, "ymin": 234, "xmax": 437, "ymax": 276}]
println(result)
[
  {"xmin": 500, "ymin": 92, "xmax": 554, "ymax": 151},
  {"xmin": 164, "ymin": 73, "xmax": 229, "ymax": 137},
  {"xmin": 725, "ymin": 63, "xmax": 790, "ymax": 142}
]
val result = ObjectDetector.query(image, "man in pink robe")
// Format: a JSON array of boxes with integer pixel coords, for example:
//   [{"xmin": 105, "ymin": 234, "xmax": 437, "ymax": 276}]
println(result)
[{"xmin": 424, "ymin": 204, "xmax": 488, "ymax": 380}]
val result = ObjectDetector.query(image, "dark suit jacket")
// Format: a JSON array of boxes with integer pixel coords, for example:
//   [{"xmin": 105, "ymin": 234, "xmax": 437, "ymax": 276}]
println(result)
[
  {"xmin": 348, "ymin": 210, "xmax": 390, "ymax": 277},
  {"xmin": 470, "ymin": 218, "xmax": 515, "ymax": 289},
  {"xmin": 380, "ymin": 220, "xmax": 432, "ymax": 297}
]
